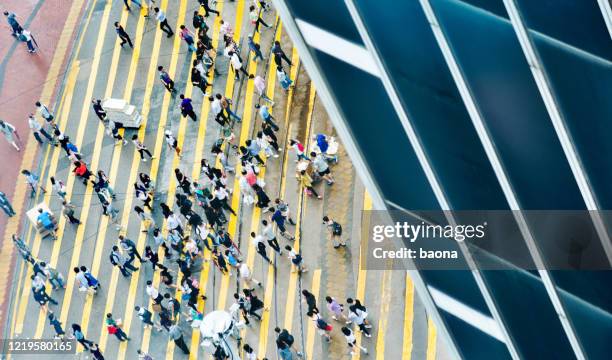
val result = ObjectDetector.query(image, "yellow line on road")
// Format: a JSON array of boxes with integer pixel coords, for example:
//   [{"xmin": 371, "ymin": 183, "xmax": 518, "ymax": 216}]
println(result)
[
  {"xmin": 11, "ymin": 59, "xmax": 81, "ymax": 337},
  {"xmin": 48, "ymin": 4, "xmax": 133, "ymax": 340},
  {"xmin": 215, "ymin": 0, "xmax": 246, "ymax": 313},
  {"xmin": 402, "ymin": 273, "xmax": 414, "ymax": 359},
  {"xmin": 375, "ymin": 269, "xmax": 392, "ymax": 360},
  {"xmin": 186, "ymin": 2, "xmax": 226, "ymax": 357},
  {"xmin": 305, "ymin": 269, "xmax": 321, "ymax": 360},
  {"xmin": 353, "ymin": 191, "xmax": 371, "ymax": 359},
  {"xmin": 79, "ymin": 5, "xmax": 151, "ymax": 341},
  {"xmin": 426, "ymin": 317, "xmax": 437, "ymax": 360},
  {"xmin": 12, "ymin": 0, "xmax": 113, "ymax": 337}
]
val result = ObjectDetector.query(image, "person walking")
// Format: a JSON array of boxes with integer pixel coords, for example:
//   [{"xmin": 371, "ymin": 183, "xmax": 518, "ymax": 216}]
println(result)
[
  {"xmin": 299, "ymin": 170, "xmax": 321, "ymax": 199},
  {"xmin": 270, "ymin": 206, "xmax": 295, "ymax": 240},
  {"xmin": 326, "ymin": 296, "xmax": 348, "ymax": 321},
  {"xmin": 158, "ymin": 65, "xmax": 175, "ymax": 92},
  {"xmin": 168, "ymin": 324, "xmax": 190, "ymax": 354},
  {"xmin": 0, "ymin": 119, "xmax": 20, "ymax": 150},
  {"xmin": 21, "ymin": 170, "xmax": 45, "ymax": 197},
  {"xmin": 302, "ymin": 289, "xmax": 319, "ymax": 314},
  {"xmin": 179, "ymin": 94, "xmax": 197, "ymax": 121},
  {"xmin": 89, "ymin": 343, "xmax": 105, "ymax": 360},
  {"xmin": 0, "ymin": 191, "xmax": 16, "ymax": 217},
  {"xmin": 146, "ymin": 280, "xmax": 164, "ymax": 304},
  {"xmin": 32, "ymin": 286, "xmax": 58, "ymax": 311},
  {"xmin": 153, "ymin": 7, "xmax": 173, "ymax": 37},
  {"xmin": 48, "ymin": 312, "xmax": 65, "ymax": 339},
  {"xmin": 41, "ymin": 262, "xmax": 65, "ymax": 290},
  {"xmin": 323, "ymin": 216, "xmax": 346, "ymax": 248},
  {"xmin": 271, "ymin": 40, "xmax": 292, "ymax": 67},
  {"xmin": 251, "ymin": 232, "xmax": 272, "ymax": 264},
  {"xmin": 261, "ymin": 219, "xmax": 281, "ymax": 255},
  {"xmin": 36, "ymin": 101, "xmax": 54, "ymax": 125},
  {"xmin": 220, "ymin": 95, "xmax": 241, "ymax": 122},
  {"xmin": 191, "ymin": 62, "xmax": 210, "ymax": 95},
  {"xmin": 13, "ymin": 234, "xmax": 34, "ymax": 264},
  {"xmin": 312, "ymin": 152, "xmax": 335, "ymax": 184},
  {"xmin": 119, "ymin": 235, "xmax": 143, "ymax": 263},
  {"xmin": 249, "ymin": 5, "xmax": 271, "ymax": 32},
  {"xmin": 228, "ymin": 51, "xmax": 249, "ymax": 80},
  {"xmin": 277, "ymin": 66, "xmax": 294, "ymax": 91},
  {"xmin": 248, "ymin": 35, "xmax": 264, "ymax": 62},
  {"xmin": 62, "ymin": 201, "xmax": 81, "ymax": 225},
  {"xmin": 4, "ymin": 11, "xmax": 23, "ymax": 36},
  {"xmin": 178, "ymin": 25, "xmax": 196, "ymax": 51},
  {"xmin": 342, "ymin": 326, "xmax": 368, "ymax": 355},
  {"xmin": 19, "ymin": 29, "xmax": 37, "ymax": 53},
  {"xmin": 255, "ymin": 104, "xmax": 279, "ymax": 131},
  {"xmin": 50, "ymin": 176, "xmax": 67, "ymax": 199},
  {"xmin": 106, "ymin": 313, "xmax": 130, "ymax": 341},
  {"xmin": 238, "ymin": 261, "xmax": 262, "ymax": 288},
  {"xmin": 72, "ymin": 323, "xmax": 94, "ymax": 350},
  {"xmin": 91, "ymin": 99, "xmax": 107, "ymax": 120},
  {"xmin": 285, "ymin": 245, "xmax": 307, "ymax": 273},
  {"xmin": 110, "ymin": 246, "xmax": 138, "ymax": 277},
  {"xmin": 115, "ymin": 22, "xmax": 133, "ymax": 48},
  {"xmin": 132, "ymin": 134, "xmax": 154, "ymax": 161},
  {"xmin": 28, "ymin": 114, "xmax": 54, "ymax": 145},
  {"xmin": 209, "ymin": 94, "xmax": 228, "ymax": 126},
  {"xmin": 198, "ymin": 0, "xmax": 220, "ymax": 17},
  {"xmin": 137, "ymin": 349, "xmax": 154, "ymax": 360},
  {"xmin": 135, "ymin": 305, "xmax": 162, "ymax": 330},
  {"xmin": 250, "ymin": 75, "xmax": 274, "ymax": 105},
  {"xmin": 72, "ymin": 160, "xmax": 94, "ymax": 185},
  {"xmin": 308, "ymin": 311, "xmax": 332, "ymax": 342}
]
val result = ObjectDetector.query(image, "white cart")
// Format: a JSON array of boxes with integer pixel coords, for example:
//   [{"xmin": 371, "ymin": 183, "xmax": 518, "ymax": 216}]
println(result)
[{"xmin": 102, "ymin": 98, "xmax": 142, "ymax": 128}]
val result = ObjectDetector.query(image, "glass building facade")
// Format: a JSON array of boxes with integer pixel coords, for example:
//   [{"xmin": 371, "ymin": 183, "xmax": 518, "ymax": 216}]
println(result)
[{"xmin": 271, "ymin": 0, "xmax": 612, "ymax": 359}]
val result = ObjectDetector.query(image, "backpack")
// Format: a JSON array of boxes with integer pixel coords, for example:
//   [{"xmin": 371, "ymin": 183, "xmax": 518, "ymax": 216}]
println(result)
[
  {"xmin": 316, "ymin": 318, "xmax": 329, "ymax": 330},
  {"xmin": 332, "ymin": 222, "xmax": 342, "ymax": 235},
  {"xmin": 109, "ymin": 253, "xmax": 118, "ymax": 266}
]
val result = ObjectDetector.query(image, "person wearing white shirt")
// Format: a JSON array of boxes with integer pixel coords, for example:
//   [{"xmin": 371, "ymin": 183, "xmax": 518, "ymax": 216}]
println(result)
[
  {"xmin": 228, "ymin": 51, "xmax": 249, "ymax": 80},
  {"xmin": 261, "ymin": 219, "xmax": 281, "ymax": 255},
  {"xmin": 167, "ymin": 213, "xmax": 183, "ymax": 235},
  {"xmin": 251, "ymin": 232, "xmax": 272, "ymax": 264},
  {"xmin": 154, "ymin": 7, "xmax": 174, "ymax": 37},
  {"xmin": 251, "ymin": 74, "xmax": 274, "ymax": 104},
  {"xmin": 28, "ymin": 114, "xmax": 54, "ymax": 144},
  {"xmin": 146, "ymin": 280, "xmax": 163, "ymax": 304},
  {"xmin": 209, "ymin": 95, "xmax": 228, "ymax": 126},
  {"xmin": 35, "ymin": 101, "xmax": 54, "ymax": 124},
  {"xmin": 342, "ymin": 326, "xmax": 368, "ymax": 355},
  {"xmin": 238, "ymin": 262, "xmax": 261, "ymax": 288}
]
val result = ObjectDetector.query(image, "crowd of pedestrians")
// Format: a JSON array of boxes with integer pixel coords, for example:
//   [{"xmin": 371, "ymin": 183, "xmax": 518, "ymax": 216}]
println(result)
[{"xmin": 2, "ymin": 0, "xmax": 374, "ymax": 358}]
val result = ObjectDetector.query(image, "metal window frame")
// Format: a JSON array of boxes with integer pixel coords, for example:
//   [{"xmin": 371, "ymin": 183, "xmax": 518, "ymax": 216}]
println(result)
[
  {"xmin": 597, "ymin": 0, "xmax": 612, "ymax": 39},
  {"xmin": 502, "ymin": 0, "xmax": 612, "ymax": 267},
  {"xmin": 342, "ymin": 1, "xmax": 520, "ymax": 358},
  {"xmin": 271, "ymin": 1, "xmax": 463, "ymax": 359},
  {"xmin": 418, "ymin": 0, "xmax": 587, "ymax": 359}
]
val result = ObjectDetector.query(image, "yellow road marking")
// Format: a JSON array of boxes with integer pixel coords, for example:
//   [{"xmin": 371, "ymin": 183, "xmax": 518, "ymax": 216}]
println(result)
[
  {"xmin": 12, "ymin": 0, "xmax": 113, "ymax": 336},
  {"xmin": 186, "ymin": 2, "xmax": 226, "ymax": 357},
  {"xmin": 426, "ymin": 317, "xmax": 437, "ymax": 360},
  {"xmin": 402, "ymin": 273, "xmax": 414, "ymax": 359},
  {"xmin": 283, "ymin": 78, "xmax": 315, "ymax": 335},
  {"xmin": 214, "ymin": 0, "xmax": 247, "ymax": 313},
  {"xmin": 9, "ymin": 60, "xmax": 80, "ymax": 338},
  {"xmin": 79, "ymin": 5, "xmax": 151, "ymax": 341},
  {"xmin": 255, "ymin": 21, "xmax": 284, "ymax": 359},
  {"xmin": 45, "ymin": 5, "xmax": 135, "ymax": 341},
  {"xmin": 305, "ymin": 269, "xmax": 321, "ymax": 360},
  {"xmin": 95, "ymin": 0, "xmax": 184, "ymax": 355},
  {"xmin": 375, "ymin": 270, "xmax": 392, "ymax": 360},
  {"xmin": 353, "ymin": 191, "xmax": 371, "ymax": 359}
]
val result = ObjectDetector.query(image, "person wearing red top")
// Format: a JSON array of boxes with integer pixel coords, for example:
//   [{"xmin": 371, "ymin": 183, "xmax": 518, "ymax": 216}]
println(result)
[{"xmin": 73, "ymin": 161, "xmax": 93, "ymax": 185}]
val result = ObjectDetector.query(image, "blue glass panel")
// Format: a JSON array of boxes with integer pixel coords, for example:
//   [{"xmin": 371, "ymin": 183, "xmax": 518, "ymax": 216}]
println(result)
[
  {"xmin": 432, "ymin": 0, "xmax": 585, "ymax": 210},
  {"xmin": 481, "ymin": 270, "xmax": 575, "ymax": 359},
  {"xmin": 441, "ymin": 308, "xmax": 511, "ymax": 359},
  {"xmin": 532, "ymin": 34, "xmax": 612, "ymax": 209},
  {"xmin": 421, "ymin": 271, "xmax": 490, "ymax": 314},
  {"xmin": 310, "ymin": 49, "xmax": 440, "ymax": 210},
  {"xmin": 284, "ymin": 0, "xmax": 363, "ymax": 45},
  {"xmin": 353, "ymin": 0, "xmax": 508, "ymax": 210},
  {"xmin": 517, "ymin": 0, "xmax": 612, "ymax": 61}
]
